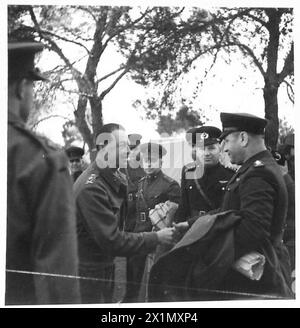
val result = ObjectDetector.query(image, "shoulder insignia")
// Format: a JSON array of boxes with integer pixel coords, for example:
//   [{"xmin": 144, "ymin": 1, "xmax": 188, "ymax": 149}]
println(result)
[
  {"xmin": 185, "ymin": 162, "xmax": 196, "ymax": 172},
  {"xmin": 85, "ymin": 173, "xmax": 98, "ymax": 185},
  {"xmin": 253, "ymin": 160, "xmax": 265, "ymax": 168}
]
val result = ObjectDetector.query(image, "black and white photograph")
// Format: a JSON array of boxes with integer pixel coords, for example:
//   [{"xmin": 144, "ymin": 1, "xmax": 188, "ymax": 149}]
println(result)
[{"xmin": 2, "ymin": 0, "xmax": 297, "ymax": 308}]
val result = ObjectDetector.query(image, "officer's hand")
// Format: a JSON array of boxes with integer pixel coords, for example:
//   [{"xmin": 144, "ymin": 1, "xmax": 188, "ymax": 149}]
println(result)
[
  {"xmin": 173, "ymin": 221, "xmax": 189, "ymax": 233},
  {"xmin": 156, "ymin": 227, "xmax": 175, "ymax": 245}
]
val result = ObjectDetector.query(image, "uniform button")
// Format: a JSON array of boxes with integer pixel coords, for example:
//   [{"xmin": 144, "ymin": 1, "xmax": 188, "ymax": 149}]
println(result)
[
  {"xmin": 222, "ymin": 187, "xmax": 225, "ymax": 190},
  {"xmin": 236, "ymin": 178, "xmax": 240, "ymax": 182},
  {"xmin": 189, "ymin": 186, "xmax": 192, "ymax": 189},
  {"xmin": 227, "ymin": 188, "xmax": 231, "ymax": 191}
]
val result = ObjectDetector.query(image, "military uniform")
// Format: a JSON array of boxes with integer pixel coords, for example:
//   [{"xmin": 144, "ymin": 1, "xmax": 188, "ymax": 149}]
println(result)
[
  {"xmin": 6, "ymin": 40, "xmax": 80, "ymax": 305},
  {"xmin": 217, "ymin": 112, "xmax": 292, "ymax": 297},
  {"xmin": 124, "ymin": 133, "xmax": 145, "ymax": 232},
  {"xmin": 175, "ymin": 162, "xmax": 234, "ymax": 222},
  {"xmin": 7, "ymin": 113, "xmax": 81, "ymax": 305},
  {"xmin": 73, "ymin": 162, "xmax": 159, "ymax": 304},
  {"xmin": 124, "ymin": 166, "xmax": 145, "ymax": 232},
  {"xmin": 175, "ymin": 125, "xmax": 235, "ymax": 223},
  {"xmin": 125, "ymin": 168, "xmax": 181, "ymax": 302}
]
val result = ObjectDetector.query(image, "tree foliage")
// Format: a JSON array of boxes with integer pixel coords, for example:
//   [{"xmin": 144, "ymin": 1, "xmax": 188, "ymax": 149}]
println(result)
[
  {"xmin": 8, "ymin": 6, "xmax": 294, "ymax": 152},
  {"xmin": 156, "ymin": 105, "xmax": 205, "ymax": 135}
]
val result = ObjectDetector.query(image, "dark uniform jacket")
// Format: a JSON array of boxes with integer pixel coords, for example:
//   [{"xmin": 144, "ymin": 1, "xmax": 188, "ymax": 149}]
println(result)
[
  {"xmin": 124, "ymin": 166, "xmax": 145, "ymax": 232},
  {"xmin": 7, "ymin": 112, "xmax": 80, "ymax": 305},
  {"xmin": 219, "ymin": 150, "xmax": 292, "ymax": 296},
  {"xmin": 149, "ymin": 150, "xmax": 292, "ymax": 301},
  {"xmin": 134, "ymin": 170, "xmax": 181, "ymax": 233},
  {"xmin": 73, "ymin": 162, "xmax": 159, "ymax": 269},
  {"xmin": 175, "ymin": 162, "xmax": 234, "ymax": 222}
]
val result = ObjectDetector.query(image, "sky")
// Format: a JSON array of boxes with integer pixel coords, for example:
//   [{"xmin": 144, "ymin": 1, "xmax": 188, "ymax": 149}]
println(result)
[{"xmin": 1, "ymin": 0, "xmax": 299, "ymax": 309}]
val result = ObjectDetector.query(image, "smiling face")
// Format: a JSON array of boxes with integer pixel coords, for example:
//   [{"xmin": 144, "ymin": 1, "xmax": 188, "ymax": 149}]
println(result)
[{"xmin": 222, "ymin": 132, "xmax": 246, "ymax": 165}]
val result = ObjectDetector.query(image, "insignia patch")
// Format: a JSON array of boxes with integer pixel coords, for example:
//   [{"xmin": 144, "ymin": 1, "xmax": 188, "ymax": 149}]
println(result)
[
  {"xmin": 85, "ymin": 174, "xmax": 97, "ymax": 184},
  {"xmin": 253, "ymin": 160, "xmax": 264, "ymax": 168}
]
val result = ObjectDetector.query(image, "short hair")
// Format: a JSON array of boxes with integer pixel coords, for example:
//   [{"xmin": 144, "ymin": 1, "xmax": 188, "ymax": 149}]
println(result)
[{"xmin": 95, "ymin": 123, "xmax": 125, "ymax": 150}]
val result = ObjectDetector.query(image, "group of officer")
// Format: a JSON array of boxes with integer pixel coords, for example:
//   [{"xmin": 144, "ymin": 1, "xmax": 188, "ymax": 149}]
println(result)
[{"xmin": 7, "ymin": 38, "xmax": 295, "ymax": 305}]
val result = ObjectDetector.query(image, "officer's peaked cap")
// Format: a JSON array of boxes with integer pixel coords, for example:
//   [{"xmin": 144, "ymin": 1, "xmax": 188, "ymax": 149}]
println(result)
[
  {"xmin": 219, "ymin": 112, "xmax": 267, "ymax": 140},
  {"xmin": 186, "ymin": 125, "xmax": 221, "ymax": 146},
  {"xmin": 140, "ymin": 142, "xmax": 167, "ymax": 158},
  {"xmin": 65, "ymin": 146, "xmax": 84, "ymax": 160},
  {"xmin": 8, "ymin": 40, "xmax": 47, "ymax": 81},
  {"xmin": 128, "ymin": 133, "xmax": 142, "ymax": 150}
]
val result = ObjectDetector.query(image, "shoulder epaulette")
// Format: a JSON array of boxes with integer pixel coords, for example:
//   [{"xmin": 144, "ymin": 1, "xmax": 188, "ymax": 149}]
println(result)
[
  {"xmin": 85, "ymin": 173, "xmax": 98, "ymax": 185},
  {"xmin": 253, "ymin": 160, "xmax": 265, "ymax": 168}
]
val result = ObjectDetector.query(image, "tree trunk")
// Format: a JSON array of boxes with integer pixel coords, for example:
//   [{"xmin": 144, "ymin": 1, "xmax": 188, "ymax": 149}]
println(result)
[{"xmin": 263, "ymin": 80, "xmax": 279, "ymax": 150}]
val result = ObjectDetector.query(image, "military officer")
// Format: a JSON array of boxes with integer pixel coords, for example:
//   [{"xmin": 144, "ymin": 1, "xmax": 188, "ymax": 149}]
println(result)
[
  {"xmin": 174, "ymin": 126, "xmax": 235, "ymax": 226},
  {"xmin": 65, "ymin": 146, "xmax": 85, "ymax": 182},
  {"xmin": 124, "ymin": 133, "xmax": 145, "ymax": 232},
  {"xmin": 125, "ymin": 142, "xmax": 181, "ymax": 302},
  {"xmin": 217, "ymin": 112, "xmax": 292, "ymax": 297},
  {"xmin": 7, "ymin": 39, "xmax": 80, "ymax": 304},
  {"xmin": 73, "ymin": 125, "xmax": 175, "ymax": 304}
]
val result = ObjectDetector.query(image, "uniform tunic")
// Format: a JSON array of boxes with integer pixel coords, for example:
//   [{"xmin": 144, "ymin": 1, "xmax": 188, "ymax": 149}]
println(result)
[
  {"xmin": 7, "ymin": 112, "xmax": 80, "ymax": 305},
  {"xmin": 73, "ymin": 162, "xmax": 158, "ymax": 303},
  {"xmin": 125, "ymin": 170, "xmax": 180, "ymax": 302},
  {"xmin": 219, "ymin": 150, "xmax": 292, "ymax": 296},
  {"xmin": 124, "ymin": 165, "xmax": 145, "ymax": 232},
  {"xmin": 175, "ymin": 162, "xmax": 234, "ymax": 222}
]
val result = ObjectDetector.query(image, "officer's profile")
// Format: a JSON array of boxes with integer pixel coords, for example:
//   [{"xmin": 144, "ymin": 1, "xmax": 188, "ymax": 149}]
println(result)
[{"xmin": 7, "ymin": 37, "xmax": 80, "ymax": 305}]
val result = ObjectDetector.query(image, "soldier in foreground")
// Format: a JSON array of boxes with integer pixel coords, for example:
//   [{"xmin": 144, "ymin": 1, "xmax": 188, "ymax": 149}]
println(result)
[
  {"xmin": 7, "ymin": 39, "xmax": 80, "ymax": 305},
  {"xmin": 73, "ymin": 125, "xmax": 175, "ymax": 303},
  {"xmin": 149, "ymin": 113, "xmax": 292, "ymax": 300}
]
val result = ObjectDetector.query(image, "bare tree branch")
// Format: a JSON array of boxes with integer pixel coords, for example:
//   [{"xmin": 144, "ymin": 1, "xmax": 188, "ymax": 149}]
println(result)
[
  {"xmin": 100, "ymin": 69, "xmax": 129, "ymax": 100},
  {"xmin": 102, "ymin": 8, "xmax": 152, "ymax": 49},
  {"xmin": 243, "ymin": 12, "xmax": 268, "ymax": 28},
  {"xmin": 282, "ymin": 79, "xmax": 294, "ymax": 104},
  {"xmin": 29, "ymin": 7, "xmax": 82, "ymax": 80},
  {"xmin": 30, "ymin": 114, "xmax": 70, "ymax": 129},
  {"xmin": 96, "ymin": 66, "xmax": 126, "ymax": 84},
  {"xmin": 278, "ymin": 42, "xmax": 294, "ymax": 84}
]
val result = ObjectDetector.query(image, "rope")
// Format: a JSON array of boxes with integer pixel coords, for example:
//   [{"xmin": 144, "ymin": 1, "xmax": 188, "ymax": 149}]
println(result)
[{"xmin": 6, "ymin": 269, "xmax": 288, "ymax": 300}]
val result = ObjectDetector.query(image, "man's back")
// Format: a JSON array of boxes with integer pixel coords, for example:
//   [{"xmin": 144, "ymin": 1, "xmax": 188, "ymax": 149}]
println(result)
[{"xmin": 7, "ymin": 115, "xmax": 80, "ymax": 305}]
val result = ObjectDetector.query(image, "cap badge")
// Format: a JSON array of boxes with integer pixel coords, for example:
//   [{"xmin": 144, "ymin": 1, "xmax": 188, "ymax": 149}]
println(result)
[{"xmin": 201, "ymin": 132, "xmax": 209, "ymax": 139}]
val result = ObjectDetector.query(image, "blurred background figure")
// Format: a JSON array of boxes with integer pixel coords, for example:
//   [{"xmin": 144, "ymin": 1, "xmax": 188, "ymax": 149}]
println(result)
[
  {"xmin": 65, "ymin": 146, "xmax": 85, "ymax": 182},
  {"xmin": 124, "ymin": 133, "xmax": 145, "ymax": 232},
  {"xmin": 283, "ymin": 133, "xmax": 294, "ymax": 181}
]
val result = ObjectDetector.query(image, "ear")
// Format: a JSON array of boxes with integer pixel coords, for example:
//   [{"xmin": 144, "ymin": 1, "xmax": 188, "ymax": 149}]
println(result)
[
  {"xmin": 240, "ymin": 132, "xmax": 249, "ymax": 147},
  {"xmin": 15, "ymin": 78, "xmax": 27, "ymax": 100}
]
